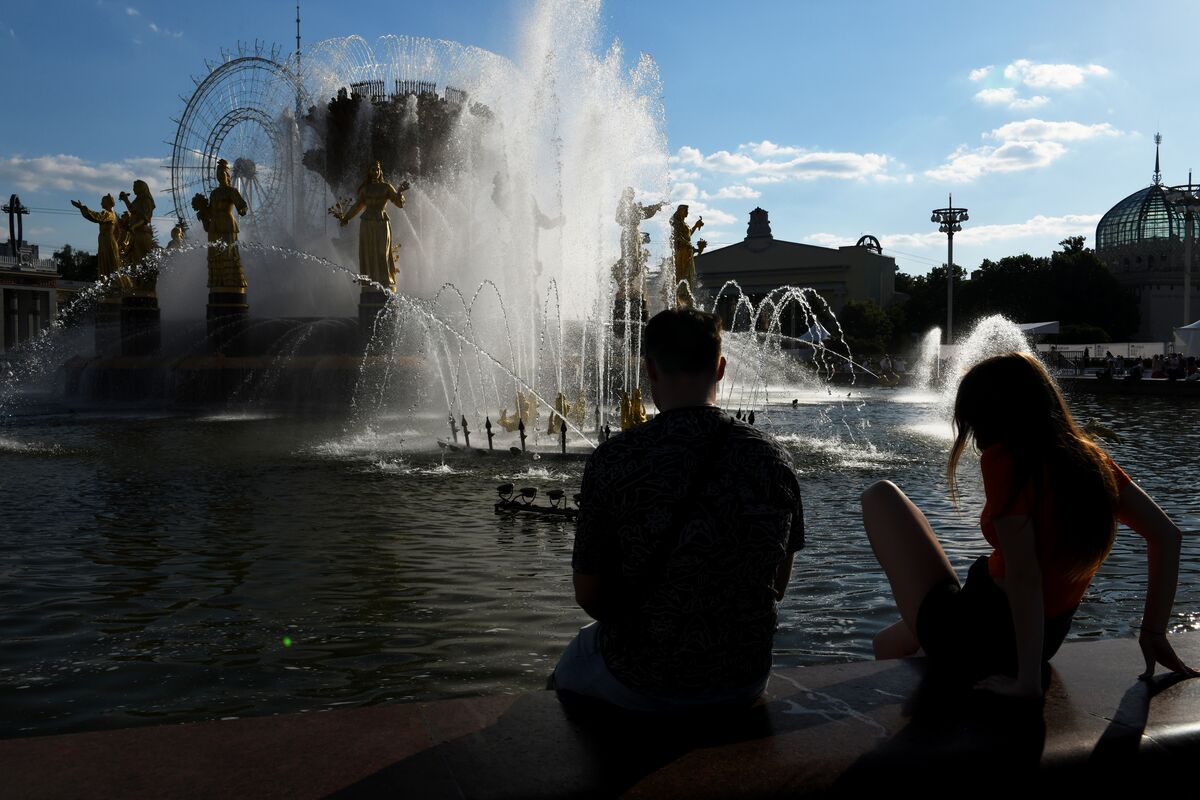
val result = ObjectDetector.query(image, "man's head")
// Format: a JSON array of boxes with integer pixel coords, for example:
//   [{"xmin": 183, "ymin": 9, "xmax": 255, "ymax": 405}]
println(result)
[{"xmin": 641, "ymin": 308, "xmax": 726, "ymax": 410}]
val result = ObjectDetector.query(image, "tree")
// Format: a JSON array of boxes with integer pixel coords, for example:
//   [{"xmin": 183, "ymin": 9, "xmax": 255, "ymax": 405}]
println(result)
[
  {"xmin": 889, "ymin": 237, "xmax": 1139, "ymax": 345},
  {"xmin": 52, "ymin": 244, "xmax": 98, "ymax": 282},
  {"xmin": 836, "ymin": 299, "xmax": 893, "ymax": 357}
]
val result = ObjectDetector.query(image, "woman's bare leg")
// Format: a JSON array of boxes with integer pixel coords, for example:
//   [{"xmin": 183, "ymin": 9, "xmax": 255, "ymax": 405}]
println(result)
[{"xmin": 861, "ymin": 480, "xmax": 958, "ymax": 659}]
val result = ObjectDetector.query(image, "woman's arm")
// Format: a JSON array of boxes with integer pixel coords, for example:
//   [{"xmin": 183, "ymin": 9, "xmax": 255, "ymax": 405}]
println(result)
[
  {"xmin": 1117, "ymin": 481, "xmax": 1198, "ymax": 678},
  {"xmin": 978, "ymin": 515, "xmax": 1045, "ymax": 697}
]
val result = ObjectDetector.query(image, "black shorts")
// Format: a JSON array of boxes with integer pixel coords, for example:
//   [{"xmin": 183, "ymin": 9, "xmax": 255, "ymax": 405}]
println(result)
[{"xmin": 916, "ymin": 555, "xmax": 1075, "ymax": 679}]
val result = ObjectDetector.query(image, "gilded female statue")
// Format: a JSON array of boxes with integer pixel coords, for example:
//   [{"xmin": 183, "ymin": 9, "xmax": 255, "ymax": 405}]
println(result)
[
  {"xmin": 118, "ymin": 180, "xmax": 158, "ymax": 269},
  {"xmin": 191, "ymin": 158, "xmax": 248, "ymax": 289},
  {"xmin": 334, "ymin": 162, "xmax": 409, "ymax": 290},
  {"xmin": 670, "ymin": 204, "xmax": 705, "ymax": 306},
  {"xmin": 70, "ymin": 194, "xmax": 120, "ymax": 280}
]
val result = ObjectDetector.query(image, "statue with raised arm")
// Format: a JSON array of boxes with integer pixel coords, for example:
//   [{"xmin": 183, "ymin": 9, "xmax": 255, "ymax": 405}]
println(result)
[
  {"xmin": 613, "ymin": 187, "xmax": 663, "ymax": 305},
  {"xmin": 331, "ymin": 162, "xmax": 409, "ymax": 291},
  {"xmin": 191, "ymin": 158, "xmax": 248, "ymax": 290},
  {"xmin": 670, "ymin": 204, "xmax": 704, "ymax": 306},
  {"xmin": 70, "ymin": 194, "xmax": 121, "ymax": 282},
  {"xmin": 118, "ymin": 180, "xmax": 159, "ymax": 292}
]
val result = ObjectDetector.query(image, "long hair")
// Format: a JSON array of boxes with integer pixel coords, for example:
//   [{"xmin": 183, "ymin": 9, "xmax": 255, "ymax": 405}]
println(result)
[{"xmin": 947, "ymin": 352, "xmax": 1118, "ymax": 579}]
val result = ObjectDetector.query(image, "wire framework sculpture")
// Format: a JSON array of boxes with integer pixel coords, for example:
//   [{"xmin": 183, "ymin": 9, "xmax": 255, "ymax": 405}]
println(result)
[{"xmin": 169, "ymin": 42, "xmax": 305, "ymax": 233}]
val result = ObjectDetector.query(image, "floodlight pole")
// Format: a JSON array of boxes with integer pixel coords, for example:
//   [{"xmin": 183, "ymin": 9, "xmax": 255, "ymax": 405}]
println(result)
[{"xmin": 931, "ymin": 195, "xmax": 969, "ymax": 345}]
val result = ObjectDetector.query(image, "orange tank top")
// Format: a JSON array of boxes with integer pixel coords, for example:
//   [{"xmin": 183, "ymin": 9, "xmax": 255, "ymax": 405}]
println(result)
[{"xmin": 979, "ymin": 444, "xmax": 1132, "ymax": 618}]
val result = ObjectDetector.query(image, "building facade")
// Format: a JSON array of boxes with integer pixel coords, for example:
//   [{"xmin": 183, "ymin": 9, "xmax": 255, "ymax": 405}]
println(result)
[
  {"xmin": 1, "ymin": 240, "xmax": 59, "ymax": 355},
  {"xmin": 1095, "ymin": 140, "xmax": 1200, "ymax": 342},
  {"xmin": 696, "ymin": 207, "xmax": 897, "ymax": 331}
]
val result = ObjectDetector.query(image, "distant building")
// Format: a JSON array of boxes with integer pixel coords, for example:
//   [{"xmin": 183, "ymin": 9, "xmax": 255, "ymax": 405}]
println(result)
[
  {"xmin": 1, "ymin": 239, "xmax": 59, "ymax": 355},
  {"xmin": 1095, "ymin": 136, "xmax": 1200, "ymax": 341},
  {"xmin": 695, "ymin": 207, "xmax": 897, "ymax": 332}
]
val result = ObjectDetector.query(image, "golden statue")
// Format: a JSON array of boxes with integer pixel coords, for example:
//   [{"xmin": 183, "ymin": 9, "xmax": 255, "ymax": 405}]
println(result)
[
  {"xmin": 498, "ymin": 391, "xmax": 539, "ymax": 433},
  {"xmin": 119, "ymin": 181, "xmax": 158, "ymax": 264},
  {"xmin": 570, "ymin": 389, "xmax": 587, "ymax": 430},
  {"xmin": 614, "ymin": 187, "xmax": 663, "ymax": 303},
  {"xmin": 332, "ymin": 162, "xmax": 409, "ymax": 291},
  {"xmin": 618, "ymin": 388, "xmax": 648, "ymax": 431},
  {"xmin": 547, "ymin": 391, "xmax": 572, "ymax": 434},
  {"xmin": 670, "ymin": 204, "xmax": 704, "ymax": 307},
  {"xmin": 166, "ymin": 224, "xmax": 185, "ymax": 251},
  {"xmin": 191, "ymin": 159, "xmax": 249, "ymax": 290},
  {"xmin": 631, "ymin": 388, "xmax": 647, "ymax": 427},
  {"xmin": 70, "ymin": 195, "xmax": 121, "ymax": 281}
]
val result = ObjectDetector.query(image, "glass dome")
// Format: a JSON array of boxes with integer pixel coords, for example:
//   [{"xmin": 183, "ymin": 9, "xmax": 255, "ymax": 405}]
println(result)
[{"xmin": 1096, "ymin": 184, "xmax": 1184, "ymax": 251}]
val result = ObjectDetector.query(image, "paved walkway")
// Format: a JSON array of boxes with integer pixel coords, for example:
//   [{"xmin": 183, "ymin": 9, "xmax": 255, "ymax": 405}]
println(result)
[{"xmin": 3, "ymin": 632, "xmax": 1198, "ymax": 798}]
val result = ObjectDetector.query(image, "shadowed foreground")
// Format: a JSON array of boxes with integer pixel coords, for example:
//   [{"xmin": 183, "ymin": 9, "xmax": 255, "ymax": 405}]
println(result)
[{"xmin": 3, "ymin": 632, "xmax": 1198, "ymax": 798}]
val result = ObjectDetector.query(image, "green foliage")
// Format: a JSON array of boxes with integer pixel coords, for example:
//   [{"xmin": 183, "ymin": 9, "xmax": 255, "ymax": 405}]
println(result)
[
  {"xmin": 837, "ymin": 299, "xmax": 893, "ymax": 356},
  {"xmin": 891, "ymin": 237, "xmax": 1139, "ymax": 344},
  {"xmin": 1057, "ymin": 323, "xmax": 1110, "ymax": 343},
  {"xmin": 52, "ymin": 244, "xmax": 98, "ymax": 282}
]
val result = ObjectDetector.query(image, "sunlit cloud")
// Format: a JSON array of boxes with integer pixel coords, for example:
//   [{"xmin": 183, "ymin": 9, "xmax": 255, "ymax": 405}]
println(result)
[
  {"xmin": 968, "ymin": 65, "xmax": 993, "ymax": 82},
  {"xmin": 925, "ymin": 140, "xmax": 1067, "ymax": 182},
  {"xmin": 1003, "ymin": 59, "xmax": 1109, "ymax": 90},
  {"xmin": 673, "ymin": 141, "xmax": 892, "ymax": 183},
  {"xmin": 974, "ymin": 87, "xmax": 1049, "ymax": 110},
  {"xmin": 0, "ymin": 154, "xmax": 167, "ymax": 195},
  {"xmin": 987, "ymin": 119, "xmax": 1120, "ymax": 142}
]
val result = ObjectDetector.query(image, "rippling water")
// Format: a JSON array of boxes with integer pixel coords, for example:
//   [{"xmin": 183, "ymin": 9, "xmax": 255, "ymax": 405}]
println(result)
[{"xmin": 1, "ymin": 390, "xmax": 1197, "ymax": 737}]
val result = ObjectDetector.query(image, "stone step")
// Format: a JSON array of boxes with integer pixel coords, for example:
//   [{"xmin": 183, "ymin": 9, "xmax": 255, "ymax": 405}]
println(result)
[{"xmin": 2, "ymin": 631, "xmax": 1197, "ymax": 798}]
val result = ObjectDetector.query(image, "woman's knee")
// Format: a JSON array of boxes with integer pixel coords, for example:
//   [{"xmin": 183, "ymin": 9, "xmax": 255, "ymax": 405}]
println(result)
[{"xmin": 861, "ymin": 479, "xmax": 902, "ymax": 509}]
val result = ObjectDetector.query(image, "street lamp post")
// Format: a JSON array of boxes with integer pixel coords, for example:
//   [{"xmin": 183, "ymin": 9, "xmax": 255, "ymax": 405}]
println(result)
[
  {"xmin": 1166, "ymin": 174, "xmax": 1200, "ymax": 326},
  {"xmin": 931, "ymin": 195, "xmax": 969, "ymax": 345}
]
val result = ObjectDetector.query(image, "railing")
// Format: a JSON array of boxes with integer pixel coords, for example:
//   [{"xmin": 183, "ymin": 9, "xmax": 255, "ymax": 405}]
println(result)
[{"xmin": 0, "ymin": 255, "xmax": 56, "ymax": 273}]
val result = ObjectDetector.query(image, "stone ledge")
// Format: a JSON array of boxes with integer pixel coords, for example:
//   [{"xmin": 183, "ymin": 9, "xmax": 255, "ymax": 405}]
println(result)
[{"xmin": 2, "ymin": 632, "xmax": 1197, "ymax": 798}]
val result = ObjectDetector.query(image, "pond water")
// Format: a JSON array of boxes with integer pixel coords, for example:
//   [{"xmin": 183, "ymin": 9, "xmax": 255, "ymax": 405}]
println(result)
[{"xmin": 2, "ymin": 389, "xmax": 1197, "ymax": 738}]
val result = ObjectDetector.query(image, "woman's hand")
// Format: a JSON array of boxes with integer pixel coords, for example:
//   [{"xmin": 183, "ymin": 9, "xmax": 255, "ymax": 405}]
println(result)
[
  {"xmin": 1138, "ymin": 632, "xmax": 1199, "ymax": 680},
  {"xmin": 975, "ymin": 674, "xmax": 1042, "ymax": 698}
]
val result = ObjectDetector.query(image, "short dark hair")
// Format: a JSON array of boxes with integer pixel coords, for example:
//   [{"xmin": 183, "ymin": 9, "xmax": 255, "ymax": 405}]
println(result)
[{"xmin": 642, "ymin": 308, "xmax": 723, "ymax": 374}]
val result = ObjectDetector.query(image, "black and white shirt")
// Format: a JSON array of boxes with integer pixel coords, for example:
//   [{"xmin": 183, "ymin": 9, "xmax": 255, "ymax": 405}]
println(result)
[{"xmin": 572, "ymin": 405, "xmax": 805, "ymax": 698}]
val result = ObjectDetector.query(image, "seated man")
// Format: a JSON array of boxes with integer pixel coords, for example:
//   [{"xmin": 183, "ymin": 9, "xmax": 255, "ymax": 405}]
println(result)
[{"xmin": 551, "ymin": 308, "xmax": 805, "ymax": 711}]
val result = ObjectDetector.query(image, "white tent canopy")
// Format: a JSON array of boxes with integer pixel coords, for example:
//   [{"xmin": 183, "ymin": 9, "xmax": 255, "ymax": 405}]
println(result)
[
  {"xmin": 1018, "ymin": 321, "xmax": 1060, "ymax": 336},
  {"xmin": 1174, "ymin": 319, "xmax": 1200, "ymax": 356},
  {"xmin": 797, "ymin": 321, "xmax": 831, "ymax": 343}
]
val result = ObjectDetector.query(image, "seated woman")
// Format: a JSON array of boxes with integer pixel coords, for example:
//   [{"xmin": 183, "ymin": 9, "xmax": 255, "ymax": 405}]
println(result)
[{"xmin": 861, "ymin": 352, "xmax": 1195, "ymax": 697}]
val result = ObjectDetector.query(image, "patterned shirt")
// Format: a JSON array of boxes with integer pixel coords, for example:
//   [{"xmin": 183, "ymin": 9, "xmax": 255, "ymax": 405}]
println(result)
[{"xmin": 572, "ymin": 405, "xmax": 805, "ymax": 698}]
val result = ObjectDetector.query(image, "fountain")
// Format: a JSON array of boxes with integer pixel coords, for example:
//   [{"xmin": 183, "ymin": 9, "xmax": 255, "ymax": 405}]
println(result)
[
  {"xmin": 13, "ymin": 4, "xmax": 1192, "ymax": 745},
  {"xmin": 2, "ymin": 5, "xmax": 864, "ymax": 455}
]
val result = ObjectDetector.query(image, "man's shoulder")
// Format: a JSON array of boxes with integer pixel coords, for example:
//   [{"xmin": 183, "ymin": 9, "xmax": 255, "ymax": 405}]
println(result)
[{"xmin": 726, "ymin": 419, "xmax": 794, "ymax": 466}]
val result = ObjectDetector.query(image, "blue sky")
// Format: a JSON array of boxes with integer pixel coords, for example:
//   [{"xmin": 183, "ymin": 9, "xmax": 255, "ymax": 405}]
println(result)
[{"xmin": 3, "ymin": 0, "xmax": 1198, "ymax": 275}]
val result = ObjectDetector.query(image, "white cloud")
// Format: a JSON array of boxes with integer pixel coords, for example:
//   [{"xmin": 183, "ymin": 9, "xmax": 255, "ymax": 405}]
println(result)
[
  {"xmin": 1003, "ymin": 59, "xmax": 1109, "ymax": 90},
  {"xmin": 926, "ymin": 140, "xmax": 1067, "ymax": 182},
  {"xmin": 0, "ymin": 154, "xmax": 167, "ymax": 195},
  {"xmin": 968, "ymin": 66, "xmax": 993, "ymax": 82},
  {"xmin": 929, "ymin": 119, "xmax": 1121, "ymax": 182},
  {"xmin": 147, "ymin": 21, "xmax": 183, "ymax": 38},
  {"xmin": 974, "ymin": 87, "xmax": 1049, "ymax": 110},
  {"xmin": 668, "ymin": 167, "xmax": 700, "ymax": 183},
  {"xmin": 674, "ymin": 141, "xmax": 892, "ymax": 183},
  {"xmin": 667, "ymin": 182, "xmax": 737, "ymax": 226},
  {"xmin": 1008, "ymin": 95, "xmax": 1049, "ymax": 110},
  {"xmin": 705, "ymin": 184, "xmax": 761, "ymax": 200},
  {"xmin": 803, "ymin": 233, "xmax": 850, "ymax": 248},
  {"xmin": 975, "ymin": 87, "xmax": 1017, "ymax": 105},
  {"xmin": 125, "ymin": 6, "xmax": 139, "ymax": 15},
  {"xmin": 740, "ymin": 140, "xmax": 804, "ymax": 159},
  {"xmin": 987, "ymin": 119, "xmax": 1120, "ymax": 142}
]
